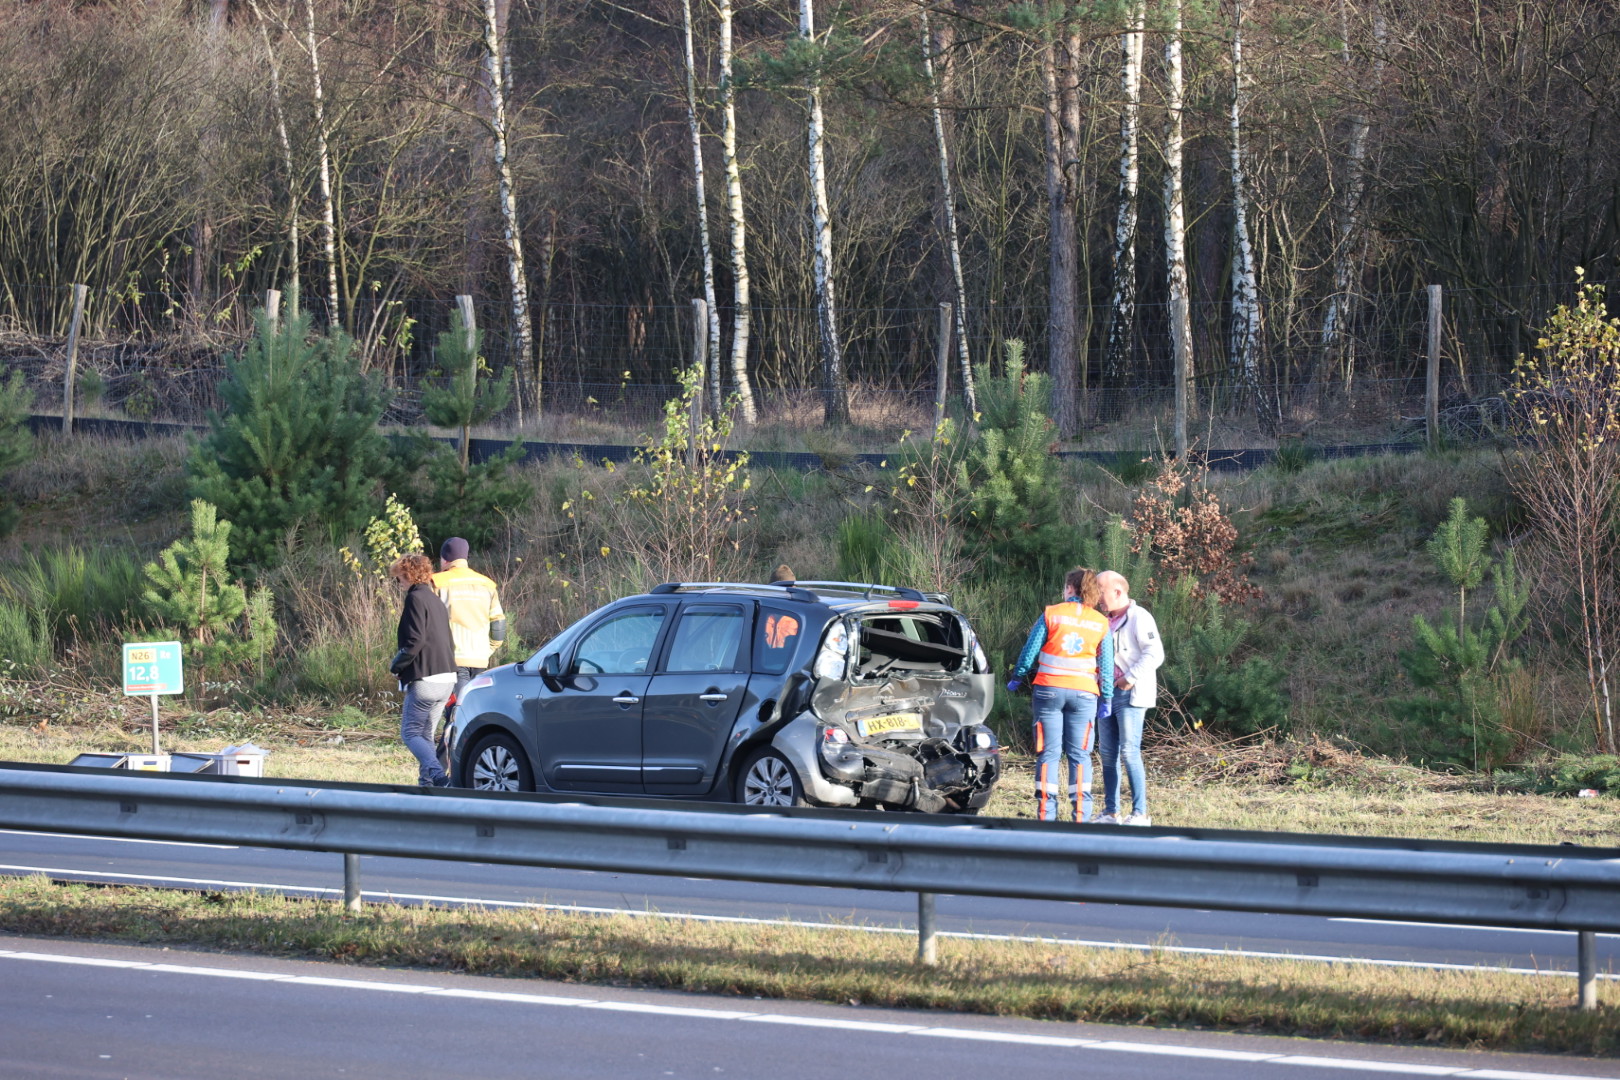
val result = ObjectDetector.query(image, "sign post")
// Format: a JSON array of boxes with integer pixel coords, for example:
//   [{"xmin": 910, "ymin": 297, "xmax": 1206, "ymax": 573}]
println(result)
[{"xmin": 122, "ymin": 642, "xmax": 184, "ymax": 756}]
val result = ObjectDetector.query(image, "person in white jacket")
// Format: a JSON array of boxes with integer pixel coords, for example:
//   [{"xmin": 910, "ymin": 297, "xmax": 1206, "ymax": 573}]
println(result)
[{"xmin": 1094, "ymin": 571, "xmax": 1165, "ymax": 825}]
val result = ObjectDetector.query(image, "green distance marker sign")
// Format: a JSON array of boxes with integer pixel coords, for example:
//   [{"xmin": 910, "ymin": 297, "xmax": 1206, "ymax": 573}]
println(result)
[{"xmin": 123, "ymin": 641, "xmax": 184, "ymax": 696}]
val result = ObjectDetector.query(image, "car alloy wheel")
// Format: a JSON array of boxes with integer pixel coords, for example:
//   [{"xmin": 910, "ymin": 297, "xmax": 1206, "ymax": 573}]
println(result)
[
  {"xmin": 739, "ymin": 748, "xmax": 803, "ymax": 807},
  {"xmin": 470, "ymin": 733, "xmax": 533, "ymax": 793}
]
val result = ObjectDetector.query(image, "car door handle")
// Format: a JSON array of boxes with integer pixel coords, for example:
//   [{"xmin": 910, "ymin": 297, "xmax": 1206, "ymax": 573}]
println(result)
[
  {"xmin": 699, "ymin": 693, "xmax": 728, "ymax": 703},
  {"xmin": 612, "ymin": 694, "xmax": 640, "ymax": 705}
]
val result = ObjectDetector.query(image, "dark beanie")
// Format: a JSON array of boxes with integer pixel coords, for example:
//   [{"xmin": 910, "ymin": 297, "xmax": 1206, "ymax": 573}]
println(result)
[{"xmin": 440, "ymin": 537, "xmax": 470, "ymax": 562}]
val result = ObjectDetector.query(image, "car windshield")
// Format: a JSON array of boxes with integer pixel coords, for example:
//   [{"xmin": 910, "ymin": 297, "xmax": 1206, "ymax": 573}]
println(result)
[{"xmin": 852, "ymin": 612, "xmax": 967, "ymax": 678}]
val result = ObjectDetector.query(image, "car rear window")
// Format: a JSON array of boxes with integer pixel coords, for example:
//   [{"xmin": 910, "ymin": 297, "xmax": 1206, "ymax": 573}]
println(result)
[
  {"xmin": 754, "ymin": 605, "xmax": 806, "ymax": 675},
  {"xmin": 855, "ymin": 612, "xmax": 967, "ymax": 677}
]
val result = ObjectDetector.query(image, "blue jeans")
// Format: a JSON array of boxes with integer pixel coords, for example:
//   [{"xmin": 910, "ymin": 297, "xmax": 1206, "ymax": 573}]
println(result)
[
  {"xmin": 401, "ymin": 679, "xmax": 453, "ymax": 784},
  {"xmin": 1031, "ymin": 685, "xmax": 1097, "ymax": 822},
  {"xmin": 1098, "ymin": 703, "xmax": 1148, "ymax": 817}
]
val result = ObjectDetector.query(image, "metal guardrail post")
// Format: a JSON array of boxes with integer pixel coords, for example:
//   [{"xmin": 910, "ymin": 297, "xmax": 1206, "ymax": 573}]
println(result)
[
  {"xmin": 1578, "ymin": 930, "xmax": 1598, "ymax": 1011},
  {"xmin": 343, "ymin": 853, "xmax": 361, "ymax": 913},
  {"xmin": 917, "ymin": 891, "xmax": 937, "ymax": 967}
]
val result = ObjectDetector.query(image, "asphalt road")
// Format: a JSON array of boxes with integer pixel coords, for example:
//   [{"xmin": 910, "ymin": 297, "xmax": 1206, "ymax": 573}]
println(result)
[
  {"xmin": 5, "ymin": 937, "xmax": 1617, "ymax": 1080},
  {"xmin": 1, "ymin": 828, "xmax": 1616, "ymax": 977}
]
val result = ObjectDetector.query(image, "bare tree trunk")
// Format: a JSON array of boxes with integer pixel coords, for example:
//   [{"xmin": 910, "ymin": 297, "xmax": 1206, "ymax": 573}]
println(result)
[
  {"xmin": 680, "ymin": 0, "xmax": 723, "ymax": 412},
  {"xmin": 188, "ymin": 0, "xmax": 230, "ymax": 317},
  {"xmin": 1103, "ymin": 0, "xmax": 1144, "ymax": 385},
  {"xmin": 718, "ymin": 0, "xmax": 756, "ymax": 423},
  {"xmin": 1228, "ymin": 0, "xmax": 1265, "ymax": 426},
  {"xmin": 1320, "ymin": 0, "xmax": 1388, "ymax": 389},
  {"xmin": 800, "ymin": 0, "xmax": 847, "ymax": 426},
  {"xmin": 1164, "ymin": 0, "xmax": 1192, "ymax": 461},
  {"xmin": 921, "ymin": 6, "xmax": 976, "ymax": 418},
  {"xmin": 301, "ymin": 0, "xmax": 342, "ymax": 329},
  {"xmin": 1041, "ymin": 4, "xmax": 1082, "ymax": 437},
  {"xmin": 480, "ymin": 0, "xmax": 536, "ymax": 416},
  {"xmin": 249, "ymin": 0, "xmax": 300, "ymax": 318}
]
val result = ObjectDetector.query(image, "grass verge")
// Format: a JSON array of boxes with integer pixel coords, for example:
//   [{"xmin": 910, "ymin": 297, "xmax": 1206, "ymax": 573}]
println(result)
[{"xmin": 0, "ymin": 875, "xmax": 1611, "ymax": 1057}]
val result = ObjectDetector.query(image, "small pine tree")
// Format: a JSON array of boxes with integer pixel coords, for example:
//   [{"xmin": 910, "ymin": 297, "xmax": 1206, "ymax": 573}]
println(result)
[
  {"xmin": 1427, "ymin": 497, "xmax": 1489, "ymax": 624},
  {"xmin": 420, "ymin": 312, "xmax": 513, "ymax": 470},
  {"xmin": 0, "ymin": 370, "xmax": 35, "ymax": 537},
  {"xmin": 1395, "ymin": 502, "xmax": 1530, "ymax": 771},
  {"xmin": 1158, "ymin": 582, "xmax": 1288, "ymax": 735},
  {"xmin": 142, "ymin": 500, "xmax": 278, "ymax": 683},
  {"xmin": 956, "ymin": 340, "xmax": 1070, "ymax": 577},
  {"xmin": 189, "ymin": 310, "xmax": 393, "ymax": 569}
]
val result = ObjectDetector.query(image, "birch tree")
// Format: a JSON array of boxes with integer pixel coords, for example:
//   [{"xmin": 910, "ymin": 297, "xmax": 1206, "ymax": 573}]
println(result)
[
  {"xmin": 479, "ymin": 0, "xmax": 536, "ymax": 414},
  {"xmin": 300, "ymin": 0, "xmax": 342, "ymax": 327},
  {"xmin": 1227, "ymin": 0, "xmax": 1265, "ymax": 424},
  {"xmin": 1163, "ymin": 0, "xmax": 1192, "ymax": 460},
  {"xmin": 800, "ymin": 0, "xmax": 847, "ymax": 425},
  {"xmin": 718, "ymin": 0, "xmax": 756, "ymax": 423},
  {"xmin": 680, "ymin": 0, "xmax": 722, "ymax": 412},
  {"xmin": 1320, "ymin": 0, "xmax": 1387, "ymax": 388},
  {"xmin": 247, "ymin": 0, "xmax": 300, "ymax": 317},
  {"xmin": 1102, "ymin": 0, "xmax": 1144, "ymax": 385},
  {"xmin": 1040, "ymin": 2, "xmax": 1083, "ymax": 437},
  {"xmin": 920, "ymin": 5, "xmax": 976, "ymax": 417}
]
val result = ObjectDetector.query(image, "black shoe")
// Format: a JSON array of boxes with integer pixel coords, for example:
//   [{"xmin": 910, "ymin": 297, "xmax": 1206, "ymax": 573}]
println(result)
[{"xmin": 432, "ymin": 775, "xmax": 453, "ymax": 788}]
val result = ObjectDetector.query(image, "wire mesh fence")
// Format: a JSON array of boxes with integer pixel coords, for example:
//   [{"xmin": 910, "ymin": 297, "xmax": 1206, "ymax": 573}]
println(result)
[{"xmin": 1, "ymin": 278, "xmax": 1572, "ymax": 445}]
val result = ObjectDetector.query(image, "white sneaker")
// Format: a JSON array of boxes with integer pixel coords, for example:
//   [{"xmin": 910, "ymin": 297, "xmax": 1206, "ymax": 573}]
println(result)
[
  {"xmin": 1123, "ymin": 813, "xmax": 1152, "ymax": 826},
  {"xmin": 1092, "ymin": 812, "xmax": 1120, "ymax": 825}
]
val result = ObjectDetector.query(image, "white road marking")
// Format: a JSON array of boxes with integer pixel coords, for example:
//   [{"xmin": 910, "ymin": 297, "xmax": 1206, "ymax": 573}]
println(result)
[
  {"xmin": 0, "ymin": 949, "xmax": 1603, "ymax": 1079},
  {"xmin": 2, "ymin": 862, "xmax": 1614, "ymax": 981},
  {"xmin": 1331, "ymin": 918, "xmax": 1620, "ymax": 939},
  {"xmin": 0, "ymin": 829, "xmax": 237, "ymax": 850}
]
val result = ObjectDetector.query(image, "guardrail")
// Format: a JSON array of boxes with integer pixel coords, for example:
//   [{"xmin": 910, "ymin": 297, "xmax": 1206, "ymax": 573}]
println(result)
[{"xmin": 0, "ymin": 763, "xmax": 1614, "ymax": 1009}]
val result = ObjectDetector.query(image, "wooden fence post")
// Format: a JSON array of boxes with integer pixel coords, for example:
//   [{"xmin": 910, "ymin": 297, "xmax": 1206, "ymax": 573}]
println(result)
[
  {"xmin": 456, "ymin": 294, "xmax": 477, "ymax": 471},
  {"xmin": 933, "ymin": 302, "xmax": 951, "ymax": 438},
  {"xmin": 1426, "ymin": 284, "xmax": 1442, "ymax": 449},
  {"xmin": 62, "ymin": 284, "xmax": 88, "ymax": 435}
]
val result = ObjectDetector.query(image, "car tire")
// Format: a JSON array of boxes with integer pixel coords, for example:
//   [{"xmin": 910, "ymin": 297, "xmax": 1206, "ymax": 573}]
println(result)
[
  {"xmin": 467, "ymin": 731, "xmax": 534, "ymax": 793},
  {"xmin": 736, "ymin": 748, "xmax": 807, "ymax": 807}
]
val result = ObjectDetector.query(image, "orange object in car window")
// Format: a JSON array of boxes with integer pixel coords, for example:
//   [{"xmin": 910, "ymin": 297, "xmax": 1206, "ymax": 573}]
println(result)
[{"xmin": 764, "ymin": 614, "xmax": 800, "ymax": 649}]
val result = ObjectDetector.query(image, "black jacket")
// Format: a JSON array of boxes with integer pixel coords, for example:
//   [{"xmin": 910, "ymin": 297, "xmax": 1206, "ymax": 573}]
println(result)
[{"xmin": 392, "ymin": 583, "xmax": 455, "ymax": 684}]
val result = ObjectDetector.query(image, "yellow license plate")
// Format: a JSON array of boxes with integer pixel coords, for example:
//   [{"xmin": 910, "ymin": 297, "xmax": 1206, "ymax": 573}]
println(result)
[{"xmin": 860, "ymin": 712, "xmax": 921, "ymax": 737}]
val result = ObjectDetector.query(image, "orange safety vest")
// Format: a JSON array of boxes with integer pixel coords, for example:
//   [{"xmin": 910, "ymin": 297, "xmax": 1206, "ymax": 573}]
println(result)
[{"xmin": 1033, "ymin": 602, "xmax": 1109, "ymax": 695}]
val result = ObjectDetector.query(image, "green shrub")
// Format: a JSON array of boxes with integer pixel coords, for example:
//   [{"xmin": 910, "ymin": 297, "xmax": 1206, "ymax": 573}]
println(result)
[
  {"xmin": 189, "ymin": 310, "xmax": 393, "ymax": 569},
  {"xmin": 0, "ymin": 369, "xmax": 35, "ymax": 536},
  {"xmin": 0, "ymin": 600, "xmax": 52, "ymax": 676},
  {"xmin": 4, "ymin": 545, "xmax": 144, "ymax": 646},
  {"xmin": 1271, "ymin": 438, "xmax": 1319, "ymax": 475},
  {"xmin": 1158, "ymin": 579, "xmax": 1289, "ymax": 735},
  {"xmin": 835, "ymin": 511, "xmax": 894, "ymax": 584},
  {"xmin": 1104, "ymin": 450, "xmax": 1157, "ymax": 486}
]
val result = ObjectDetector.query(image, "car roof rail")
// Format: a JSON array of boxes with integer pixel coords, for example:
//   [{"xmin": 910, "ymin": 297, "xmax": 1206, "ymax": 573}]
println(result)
[
  {"xmin": 782, "ymin": 580, "xmax": 930, "ymax": 603},
  {"xmin": 651, "ymin": 581, "xmax": 819, "ymax": 603}
]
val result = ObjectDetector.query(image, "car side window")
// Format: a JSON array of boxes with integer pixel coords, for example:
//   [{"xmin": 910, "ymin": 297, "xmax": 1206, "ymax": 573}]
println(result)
[
  {"xmin": 663, "ymin": 605, "xmax": 745, "ymax": 673},
  {"xmin": 754, "ymin": 605, "xmax": 806, "ymax": 676},
  {"xmin": 574, "ymin": 607, "xmax": 666, "ymax": 674}
]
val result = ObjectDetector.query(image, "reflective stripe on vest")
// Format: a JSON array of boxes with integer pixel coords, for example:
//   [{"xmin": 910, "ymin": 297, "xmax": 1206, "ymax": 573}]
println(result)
[{"xmin": 1033, "ymin": 602, "xmax": 1107, "ymax": 694}]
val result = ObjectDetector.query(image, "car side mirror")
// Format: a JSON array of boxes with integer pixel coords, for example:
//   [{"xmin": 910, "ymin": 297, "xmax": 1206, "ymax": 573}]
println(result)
[{"xmin": 541, "ymin": 653, "xmax": 563, "ymax": 677}]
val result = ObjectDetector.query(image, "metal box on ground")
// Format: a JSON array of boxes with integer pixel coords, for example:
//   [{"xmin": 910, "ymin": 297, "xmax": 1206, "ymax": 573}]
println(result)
[
  {"xmin": 212, "ymin": 744, "xmax": 267, "ymax": 777},
  {"xmin": 122, "ymin": 754, "xmax": 171, "ymax": 772}
]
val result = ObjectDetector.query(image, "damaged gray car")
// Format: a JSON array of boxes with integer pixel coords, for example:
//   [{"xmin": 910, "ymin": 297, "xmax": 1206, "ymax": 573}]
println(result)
[{"xmin": 442, "ymin": 580, "xmax": 1001, "ymax": 812}]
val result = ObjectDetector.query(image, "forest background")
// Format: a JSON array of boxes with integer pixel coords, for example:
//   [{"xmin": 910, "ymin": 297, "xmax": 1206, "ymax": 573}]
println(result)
[{"xmin": 0, "ymin": 0, "xmax": 1618, "ymax": 796}]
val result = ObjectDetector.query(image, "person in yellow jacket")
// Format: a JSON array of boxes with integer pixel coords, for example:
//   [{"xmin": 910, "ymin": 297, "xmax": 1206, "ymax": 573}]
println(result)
[
  {"xmin": 432, "ymin": 537, "xmax": 507, "ymax": 710},
  {"xmin": 1007, "ymin": 567, "xmax": 1114, "ymax": 822}
]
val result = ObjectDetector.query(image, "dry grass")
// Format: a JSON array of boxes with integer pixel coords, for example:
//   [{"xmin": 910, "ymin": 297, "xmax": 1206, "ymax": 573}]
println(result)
[
  {"xmin": 0, "ymin": 875, "xmax": 1611, "ymax": 1056},
  {"xmin": 4, "ymin": 695, "xmax": 1616, "ymax": 847}
]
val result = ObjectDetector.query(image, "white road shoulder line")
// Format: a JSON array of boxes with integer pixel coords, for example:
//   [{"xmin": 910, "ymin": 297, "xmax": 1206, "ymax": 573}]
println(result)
[
  {"xmin": 1332, "ymin": 919, "xmax": 1619, "ymax": 940},
  {"xmin": 0, "ymin": 949, "xmax": 1607, "ymax": 1078}
]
